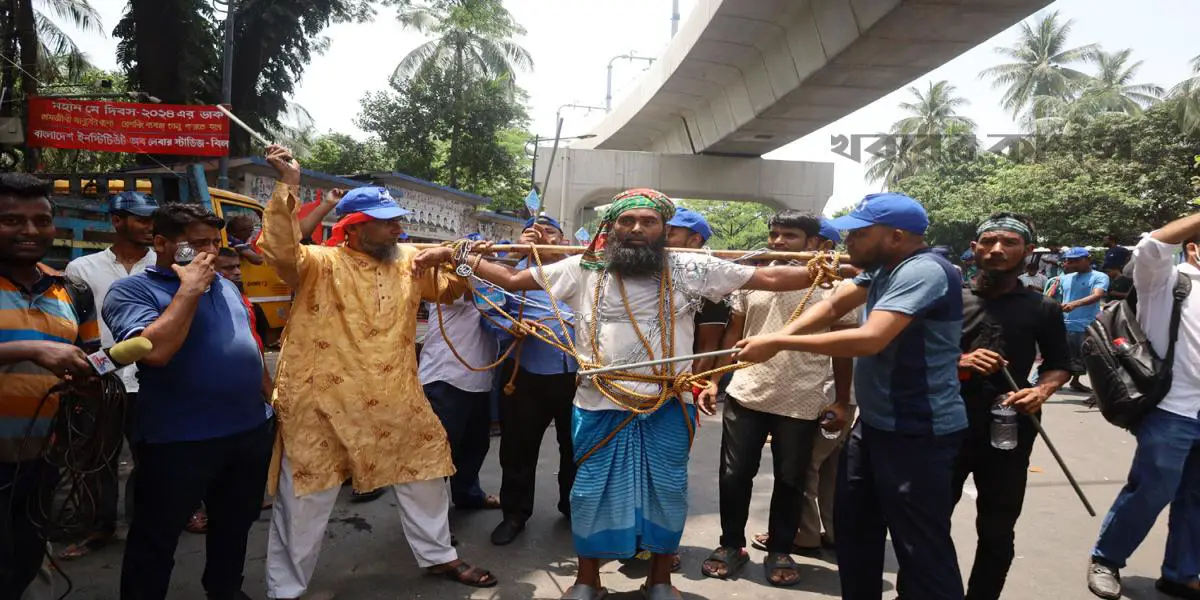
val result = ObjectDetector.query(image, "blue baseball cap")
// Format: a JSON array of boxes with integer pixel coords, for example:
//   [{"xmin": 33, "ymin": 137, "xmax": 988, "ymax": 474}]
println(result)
[
  {"xmin": 667, "ymin": 207, "xmax": 713, "ymax": 242},
  {"xmin": 524, "ymin": 215, "xmax": 563, "ymax": 232},
  {"xmin": 465, "ymin": 232, "xmax": 484, "ymax": 242},
  {"xmin": 334, "ymin": 187, "xmax": 412, "ymax": 220},
  {"xmin": 817, "ymin": 218, "xmax": 841, "ymax": 244},
  {"xmin": 827, "ymin": 192, "xmax": 929, "ymax": 235},
  {"xmin": 107, "ymin": 191, "xmax": 159, "ymax": 217},
  {"xmin": 1063, "ymin": 246, "xmax": 1090, "ymax": 259},
  {"xmin": 960, "ymin": 249, "xmax": 975, "ymax": 261}
]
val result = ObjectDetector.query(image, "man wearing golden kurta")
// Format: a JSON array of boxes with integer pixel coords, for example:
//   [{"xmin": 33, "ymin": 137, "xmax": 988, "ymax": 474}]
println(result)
[{"xmin": 257, "ymin": 146, "xmax": 497, "ymax": 597}]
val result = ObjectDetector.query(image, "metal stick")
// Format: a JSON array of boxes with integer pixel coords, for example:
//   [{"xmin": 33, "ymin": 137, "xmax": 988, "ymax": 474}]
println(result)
[
  {"xmin": 1001, "ymin": 368, "xmax": 1097, "ymax": 517},
  {"xmin": 216, "ymin": 105, "xmax": 272, "ymax": 147},
  {"xmin": 578, "ymin": 348, "xmax": 739, "ymax": 377}
]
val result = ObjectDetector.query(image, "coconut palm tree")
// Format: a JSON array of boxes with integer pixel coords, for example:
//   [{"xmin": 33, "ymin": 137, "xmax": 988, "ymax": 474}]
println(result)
[
  {"xmin": 876, "ymin": 81, "xmax": 977, "ymax": 179},
  {"xmin": 980, "ymin": 11, "xmax": 1098, "ymax": 119},
  {"xmin": 1169, "ymin": 54, "xmax": 1200, "ymax": 136},
  {"xmin": 391, "ymin": 0, "xmax": 533, "ymax": 87},
  {"xmin": 1079, "ymin": 48, "xmax": 1163, "ymax": 115},
  {"xmin": 893, "ymin": 80, "xmax": 977, "ymax": 136},
  {"xmin": 33, "ymin": 0, "xmax": 102, "ymax": 81},
  {"xmin": 865, "ymin": 134, "xmax": 920, "ymax": 189}
]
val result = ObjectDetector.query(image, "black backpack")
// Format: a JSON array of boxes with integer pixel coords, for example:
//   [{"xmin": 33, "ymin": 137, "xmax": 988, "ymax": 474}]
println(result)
[{"xmin": 1081, "ymin": 272, "xmax": 1191, "ymax": 429}]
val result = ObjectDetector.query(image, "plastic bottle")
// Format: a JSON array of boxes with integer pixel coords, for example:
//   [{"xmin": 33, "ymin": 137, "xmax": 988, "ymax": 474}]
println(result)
[
  {"xmin": 819, "ymin": 411, "xmax": 842, "ymax": 440},
  {"xmin": 990, "ymin": 396, "xmax": 1018, "ymax": 451}
]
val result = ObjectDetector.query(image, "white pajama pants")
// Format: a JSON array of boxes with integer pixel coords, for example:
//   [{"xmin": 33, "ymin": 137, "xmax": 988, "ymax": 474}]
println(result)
[{"xmin": 266, "ymin": 455, "xmax": 458, "ymax": 599}]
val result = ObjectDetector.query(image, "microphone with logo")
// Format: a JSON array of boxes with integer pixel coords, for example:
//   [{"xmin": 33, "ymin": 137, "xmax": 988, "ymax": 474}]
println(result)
[{"xmin": 84, "ymin": 336, "xmax": 154, "ymax": 376}]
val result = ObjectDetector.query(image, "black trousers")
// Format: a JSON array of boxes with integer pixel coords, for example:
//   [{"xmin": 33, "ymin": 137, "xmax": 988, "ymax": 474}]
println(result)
[
  {"xmin": 424, "ymin": 381, "xmax": 492, "ymax": 507},
  {"xmin": 836, "ymin": 421, "xmax": 966, "ymax": 600},
  {"xmin": 498, "ymin": 361, "xmax": 576, "ymax": 522},
  {"xmin": 120, "ymin": 419, "xmax": 272, "ymax": 600},
  {"xmin": 951, "ymin": 402, "xmax": 1039, "ymax": 600},
  {"xmin": 0, "ymin": 460, "xmax": 55, "ymax": 600},
  {"xmin": 718, "ymin": 394, "xmax": 817, "ymax": 553}
]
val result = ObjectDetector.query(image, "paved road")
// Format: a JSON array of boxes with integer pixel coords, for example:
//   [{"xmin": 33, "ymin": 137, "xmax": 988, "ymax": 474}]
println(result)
[{"xmin": 56, "ymin": 368, "xmax": 1169, "ymax": 600}]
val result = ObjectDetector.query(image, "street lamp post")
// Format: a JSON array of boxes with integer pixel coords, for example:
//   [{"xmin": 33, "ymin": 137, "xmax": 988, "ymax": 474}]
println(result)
[
  {"xmin": 671, "ymin": 0, "xmax": 680, "ymax": 36},
  {"xmin": 528, "ymin": 132, "xmax": 596, "ymax": 197},
  {"xmin": 214, "ymin": 0, "xmax": 236, "ymax": 190},
  {"xmin": 606, "ymin": 53, "xmax": 656, "ymax": 112}
]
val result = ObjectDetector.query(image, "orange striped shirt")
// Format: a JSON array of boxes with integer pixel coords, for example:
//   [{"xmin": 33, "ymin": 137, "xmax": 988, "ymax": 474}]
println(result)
[{"xmin": 0, "ymin": 264, "xmax": 99, "ymax": 462}]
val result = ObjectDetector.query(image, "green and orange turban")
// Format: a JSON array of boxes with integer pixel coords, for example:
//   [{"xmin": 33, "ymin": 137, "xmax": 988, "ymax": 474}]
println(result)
[{"xmin": 580, "ymin": 188, "xmax": 676, "ymax": 270}]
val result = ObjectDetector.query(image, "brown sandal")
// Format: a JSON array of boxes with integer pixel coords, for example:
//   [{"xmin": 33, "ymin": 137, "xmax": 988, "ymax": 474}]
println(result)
[{"xmin": 427, "ymin": 561, "xmax": 498, "ymax": 588}]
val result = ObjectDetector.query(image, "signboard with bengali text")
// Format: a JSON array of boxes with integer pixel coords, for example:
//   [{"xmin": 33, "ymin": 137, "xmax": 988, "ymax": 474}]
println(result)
[{"xmin": 26, "ymin": 96, "xmax": 230, "ymax": 156}]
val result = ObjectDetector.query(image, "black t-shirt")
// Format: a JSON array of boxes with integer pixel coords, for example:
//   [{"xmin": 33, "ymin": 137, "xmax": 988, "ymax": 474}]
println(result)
[
  {"xmin": 960, "ymin": 286, "xmax": 1070, "ymax": 411},
  {"xmin": 1108, "ymin": 275, "xmax": 1134, "ymax": 301}
]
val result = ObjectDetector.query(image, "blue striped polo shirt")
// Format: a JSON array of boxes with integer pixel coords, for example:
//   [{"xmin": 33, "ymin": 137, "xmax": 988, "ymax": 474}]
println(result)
[{"xmin": 853, "ymin": 249, "xmax": 967, "ymax": 435}]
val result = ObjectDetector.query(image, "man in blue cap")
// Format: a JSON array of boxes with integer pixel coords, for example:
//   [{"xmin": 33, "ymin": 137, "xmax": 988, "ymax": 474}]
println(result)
[
  {"xmin": 735, "ymin": 192, "xmax": 968, "ymax": 600},
  {"xmin": 258, "ymin": 146, "xmax": 497, "ymax": 595},
  {"xmin": 1059, "ymin": 246, "xmax": 1109, "ymax": 392},
  {"xmin": 666, "ymin": 207, "xmax": 728, "ymax": 380},
  {"xmin": 61, "ymin": 190, "xmax": 159, "ymax": 559},
  {"xmin": 481, "ymin": 213, "xmax": 580, "ymax": 546}
]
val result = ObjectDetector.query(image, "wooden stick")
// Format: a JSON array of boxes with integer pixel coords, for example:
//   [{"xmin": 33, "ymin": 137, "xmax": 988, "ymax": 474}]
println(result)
[
  {"xmin": 408, "ymin": 243, "xmax": 845, "ymax": 262},
  {"xmin": 217, "ymin": 105, "xmax": 272, "ymax": 147}
]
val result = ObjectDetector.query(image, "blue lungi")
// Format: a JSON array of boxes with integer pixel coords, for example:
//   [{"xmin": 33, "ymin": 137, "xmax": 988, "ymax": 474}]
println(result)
[{"xmin": 570, "ymin": 400, "xmax": 696, "ymax": 558}]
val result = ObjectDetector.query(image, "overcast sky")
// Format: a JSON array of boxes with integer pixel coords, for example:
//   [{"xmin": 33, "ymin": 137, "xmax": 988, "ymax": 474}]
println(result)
[{"xmin": 58, "ymin": 0, "xmax": 1196, "ymax": 214}]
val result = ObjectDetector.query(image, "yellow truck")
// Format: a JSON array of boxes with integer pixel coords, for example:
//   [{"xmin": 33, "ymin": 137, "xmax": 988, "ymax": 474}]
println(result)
[{"xmin": 48, "ymin": 165, "xmax": 291, "ymax": 343}]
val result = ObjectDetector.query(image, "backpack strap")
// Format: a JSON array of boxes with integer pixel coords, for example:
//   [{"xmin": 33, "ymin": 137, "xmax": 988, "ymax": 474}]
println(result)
[{"xmin": 1163, "ymin": 272, "xmax": 1192, "ymax": 367}]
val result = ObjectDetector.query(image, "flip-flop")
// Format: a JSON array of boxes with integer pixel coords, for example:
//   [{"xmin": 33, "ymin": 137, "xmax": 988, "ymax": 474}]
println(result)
[
  {"xmin": 561, "ymin": 584, "xmax": 608, "ymax": 599},
  {"xmin": 701, "ymin": 546, "xmax": 748, "ymax": 579},
  {"xmin": 426, "ymin": 561, "xmax": 498, "ymax": 588},
  {"xmin": 764, "ymin": 552, "xmax": 802, "ymax": 587},
  {"xmin": 57, "ymin": 534, "xmax": 112, "ymax": 560},
  {"xmin": 641, "ymin": 584, "xmax": 684, "ymax": 600}
]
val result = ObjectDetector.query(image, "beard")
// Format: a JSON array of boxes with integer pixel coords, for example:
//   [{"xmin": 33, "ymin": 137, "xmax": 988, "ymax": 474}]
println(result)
[
  {"xmin": 978, "ymin": 261, "xmax": 1023, "ymax": 290},
  {"xmin": 361, "ymin": 240, "xmax": 399, "ymax": 262},
  {"xmin": 608, "ymin": 234, "xmax": 666, "ymax": 277}
]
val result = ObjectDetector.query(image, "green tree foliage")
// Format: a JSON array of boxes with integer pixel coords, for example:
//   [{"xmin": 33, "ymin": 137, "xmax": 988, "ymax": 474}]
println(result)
[
  {"xmin": 115, "ymin": 0, "xmax": 378, "ymax": 155},
  {"xmin": 300, "ymin": 133, "xmax": 396, "ymax": 176},
  {"xmin": 980, "ymin": 11, "xmax": 1098, "ymax": 121},
  {"xmin": 38, "ymin": 68, "xmax": 136, "ymax": 173},
  {"xmin": 1170, "ymin": 55, "xmax": 1200, "ymax": 136},
  {"xmin": 866, "ymin": 81, "xmax": 978, "ymax": 188},
  {"xmin": 676, "ymin": 200, "xmax": 773, "ymax": 251},
  {"xmin": 895, "ymin": 102, "xmax": 1200, "ymax": 248},
  {"xmin": 357, "ymin": 65, "xmax": 530, "ymax": 211}
]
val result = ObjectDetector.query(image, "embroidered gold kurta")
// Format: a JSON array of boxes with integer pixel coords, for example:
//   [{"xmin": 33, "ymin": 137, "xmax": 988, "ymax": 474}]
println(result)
[{"xmin": 260, "ymin": 181, "xmax": 466, "ymax": 496}]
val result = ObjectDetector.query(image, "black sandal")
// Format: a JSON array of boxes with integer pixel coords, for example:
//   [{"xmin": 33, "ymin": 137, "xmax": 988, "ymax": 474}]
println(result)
[
  {"xmin": 765, "ymin": 552, "xmax": 802, "ymax": 587},
  {"xmin": 427, "ymin": 561, "xmax": 498, "ymax": 588},
  {"xmin": 701, "ymin": 546, "xmax": 748, "ymax": 579}
]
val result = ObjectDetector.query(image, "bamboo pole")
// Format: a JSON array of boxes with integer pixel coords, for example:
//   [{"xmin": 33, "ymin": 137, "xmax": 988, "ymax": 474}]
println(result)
[{"xmin": 408, "ymin": 243, "xmax": 845, "ymax": 263}]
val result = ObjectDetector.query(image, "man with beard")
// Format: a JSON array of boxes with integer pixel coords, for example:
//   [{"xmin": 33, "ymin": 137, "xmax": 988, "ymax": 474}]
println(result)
[
  {"xmin": 61, "ymin": 191, "xmax": 158, "ymax": 559},
  {"xmin": 898, "ymin": 213, "xmax": 1069, "ymax": 599},
  {"xmin": 735, "ymin": 192, "xmax": 968, "ymax": 600},
  {"xmin": 256, "ymin": 146, "xmax": 496, "ymax": 598},
  {"xmin": 416, "ymin": 188, "xmax": 819, "ymax": 600}
]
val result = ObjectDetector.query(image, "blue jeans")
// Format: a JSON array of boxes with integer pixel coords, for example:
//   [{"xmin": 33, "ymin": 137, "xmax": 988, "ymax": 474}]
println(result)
[{"xmin": 1093, "ymin": 408, "xmax": 1200, "ymax": 584}]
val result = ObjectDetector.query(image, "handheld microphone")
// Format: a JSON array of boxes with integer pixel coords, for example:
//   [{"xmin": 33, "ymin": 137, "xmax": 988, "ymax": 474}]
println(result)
[{"xmin": 85, "ymin": 337, "xmax": 154, "ymax": 376}]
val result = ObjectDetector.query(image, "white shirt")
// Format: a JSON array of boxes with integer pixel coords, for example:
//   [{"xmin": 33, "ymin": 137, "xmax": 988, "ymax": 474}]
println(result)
[
  {"xmin": 418, "ymin": 293, "xmax": 497, "ymax": 393},
  {"xmin": 65, "ymin": 248, "xmax": 157, "ymax": 393},
  {"xmin": 539, "ymin": 253, "xmax": 754, "ymax": 411},
  {"xmin": 1131, "ymin": 236, "xmax": 1200, "ymax": 419},
  {"xmin": 1019, "ymin": 272, "xmax": 1047, "ymax": 291}
]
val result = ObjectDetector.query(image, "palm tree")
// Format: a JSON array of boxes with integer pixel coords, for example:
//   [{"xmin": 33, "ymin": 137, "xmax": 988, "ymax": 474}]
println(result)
[
  {"xmin": 865, "ymin": 134, "xmax": 919, "ymax": 190},
  {"xmin": 33, "ymin": 0, "xmax": 102, "ymax": 81},
  {"xmin": 980, "ymin": 11, "xmax": 1098, "ymax": 119},
  {"xmin": 893, "ymin": 80, "xmax": 976, "ymax": 136},
  {"xmin": 1080, "ymin": 48, "xmax": 1163, "ymax": 114},
  {"xmin": 391, "ymin": 0, "xmax": 533, "ymax": 87},
  {"xmin": 390, "ymin": 0, "xmax": 532, "ymax": 188},
  {"xmin": 1169, "ymin": 54, "xmax": 1200, "ymax": 136},
  {"xmin": 874, "ymin": 81, "xmax": 977, "ymax": 180}
]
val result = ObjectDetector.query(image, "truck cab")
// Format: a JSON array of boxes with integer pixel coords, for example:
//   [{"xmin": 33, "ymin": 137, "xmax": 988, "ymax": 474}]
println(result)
[{"xmin": 47, "ymin": 165, "xmax": 291, "ymax": 343}]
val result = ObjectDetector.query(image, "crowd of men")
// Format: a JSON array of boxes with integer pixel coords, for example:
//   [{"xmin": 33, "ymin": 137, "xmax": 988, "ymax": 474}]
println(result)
[{"xmin": 1, "ymin": 143, "xmax": 1197, "ymax": 600}]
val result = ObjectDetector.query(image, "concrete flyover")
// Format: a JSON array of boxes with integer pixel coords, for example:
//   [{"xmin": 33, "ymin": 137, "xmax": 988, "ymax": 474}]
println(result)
[
  {"xmin": 532, "ymin": 147, "xmax": 833, "ymax": 233},
  {"xmin": 574, "ymin": 0, "xmax": 1052, "ymax": 157}
]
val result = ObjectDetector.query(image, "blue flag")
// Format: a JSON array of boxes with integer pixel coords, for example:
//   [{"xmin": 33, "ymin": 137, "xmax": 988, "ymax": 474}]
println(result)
[
  {"xmin": 574, "ymin": 227, "xmax": 591, "ymax": 243},
  {"xmin": 524, "ymin": 189, "xmax": 541, "ymax": 215}
]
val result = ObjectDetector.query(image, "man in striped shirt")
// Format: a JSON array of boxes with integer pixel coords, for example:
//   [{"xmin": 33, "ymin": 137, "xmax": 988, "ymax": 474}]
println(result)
[{"xmin": 0, "ymin": 172, "xmax": 100, "ymax": 596}]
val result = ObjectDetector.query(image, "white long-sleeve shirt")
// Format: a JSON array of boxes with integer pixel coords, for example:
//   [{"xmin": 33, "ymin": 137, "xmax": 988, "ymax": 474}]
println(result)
[{"xmin": 1132, "ymin": 236, "xmax": 1200, "ymax": 419}]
